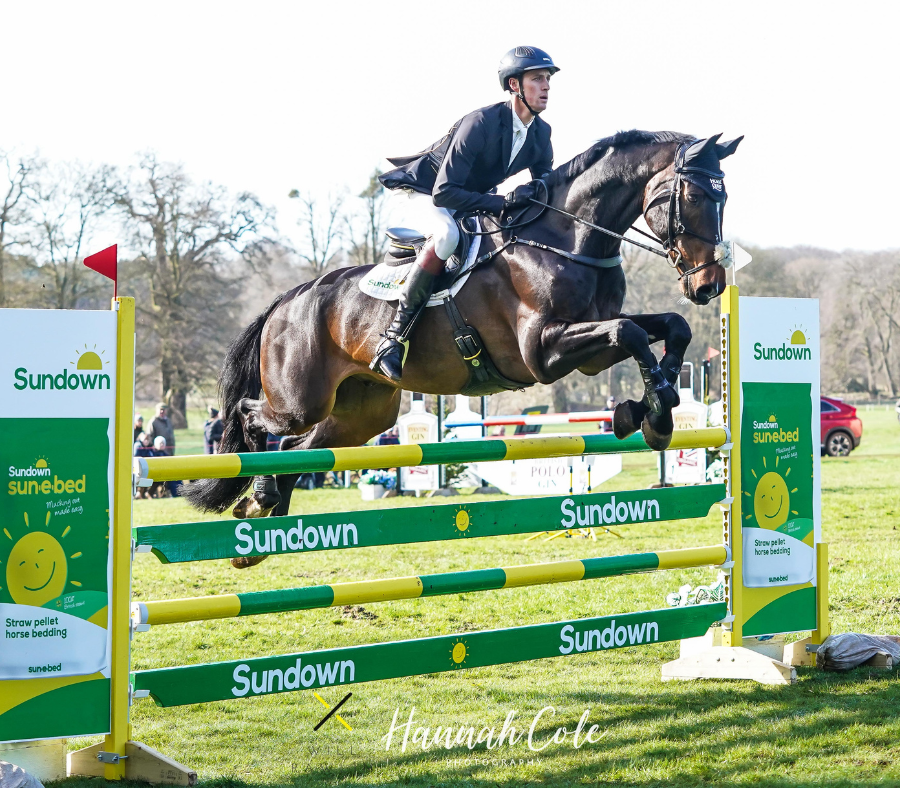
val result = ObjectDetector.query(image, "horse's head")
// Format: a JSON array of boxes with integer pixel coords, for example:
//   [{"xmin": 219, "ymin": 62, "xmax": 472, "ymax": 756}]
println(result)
[{"xmin": 643, "ymin": 134, "xmax": 743, "ymax": 305}]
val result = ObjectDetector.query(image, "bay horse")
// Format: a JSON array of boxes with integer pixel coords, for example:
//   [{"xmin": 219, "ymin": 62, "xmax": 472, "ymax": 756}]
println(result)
[{"xmin": 184, "ymin": 130, "xmax": 742, "ymax": 566}]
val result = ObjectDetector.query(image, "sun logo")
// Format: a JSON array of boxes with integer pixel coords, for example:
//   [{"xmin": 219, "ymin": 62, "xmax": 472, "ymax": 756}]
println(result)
[
  {"xmin": 767, "ymin": 414, "xmax": 777, "ymax": 424},
  {"xmin": 70, "ymin": 344, "xmax": 109, "ymax": 370},
  {"xmin": 453, "ymin": 507, "xmax": 471, "ymax": 533},
  {"xmin": 2, "ymin": 511, "xmax": 83, "ymax": 607},
  {"xmin": 449, "ymin": 638, "xmax": 469, "ymax": 668},
  {"xmin": 789, "ymin": 325, "xmax": 808, "ymax": 346},
  {"xmin": 744, "ymin": 455, "xmax": 799, "ymax": 530},
  {"xmin": 35, "ymin": 457, "xmax": 49, "ymax": 469}
]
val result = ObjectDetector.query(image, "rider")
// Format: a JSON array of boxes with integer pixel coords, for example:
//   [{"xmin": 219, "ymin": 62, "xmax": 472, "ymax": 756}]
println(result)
[{"xmin": 371, "ymin": 46, "xmax": 560, "ymax": 382}]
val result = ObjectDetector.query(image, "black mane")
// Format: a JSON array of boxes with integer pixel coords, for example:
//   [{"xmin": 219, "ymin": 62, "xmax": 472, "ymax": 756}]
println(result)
[{"xmin": 549, "ymin": 130, "xmax": 695, "ymax": 185}]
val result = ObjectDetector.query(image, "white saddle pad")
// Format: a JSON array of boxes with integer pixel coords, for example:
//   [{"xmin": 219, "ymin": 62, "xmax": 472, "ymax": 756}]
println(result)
[{"xmin": 358, "ymin": 227, "xmax": 482, "ymax": 307}]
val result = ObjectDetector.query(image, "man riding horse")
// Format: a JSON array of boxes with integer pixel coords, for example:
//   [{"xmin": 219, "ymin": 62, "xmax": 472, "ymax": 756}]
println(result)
[{"xmin": 371, "ymin": 46, "xmax": 560, "ymax": 382}]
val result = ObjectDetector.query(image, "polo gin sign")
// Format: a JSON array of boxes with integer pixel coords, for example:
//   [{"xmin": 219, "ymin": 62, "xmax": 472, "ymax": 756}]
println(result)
[
  {"xmin": 738, "ymin": 297, "xmax": 820, "ymax": 637},
  {"xmin": 0, "ymin": 308, "xmax": 117, "ymax": 741}
]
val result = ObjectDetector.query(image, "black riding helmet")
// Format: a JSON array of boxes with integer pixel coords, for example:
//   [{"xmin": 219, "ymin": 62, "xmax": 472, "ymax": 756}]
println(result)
[{"xmin": 498, "ymin": 46, "xmax": 559, "ymax": 114}]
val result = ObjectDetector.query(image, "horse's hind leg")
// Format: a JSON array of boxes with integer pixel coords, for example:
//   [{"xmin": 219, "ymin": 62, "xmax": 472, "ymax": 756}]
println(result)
[{"xmin": 230, "ymin": 377, "xmax": 401, "ymax": 569}]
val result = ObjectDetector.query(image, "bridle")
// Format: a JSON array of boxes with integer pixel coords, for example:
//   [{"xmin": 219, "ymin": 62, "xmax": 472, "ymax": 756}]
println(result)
[
  {"xmin": 472, "ymin": 141, "xmax": 728, "ymax": 282},
  {"xmin": 636, "ymin": 141, "xmax": 726, "ymax": 280}
]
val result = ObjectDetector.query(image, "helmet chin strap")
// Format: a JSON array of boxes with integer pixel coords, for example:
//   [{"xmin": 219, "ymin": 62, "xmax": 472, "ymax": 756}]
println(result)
[{"xmin": 512, "ymin": 77, "xmax": 541, "ymax": 116}]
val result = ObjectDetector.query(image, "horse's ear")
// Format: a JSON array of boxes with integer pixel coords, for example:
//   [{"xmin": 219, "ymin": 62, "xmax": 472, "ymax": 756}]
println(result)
[
  {"xmin": 685, "ymin": 134, "xmax": 721, "ymax": 160},
  {"xmin": 715, "ymin": 136, "xmax": 744, "ymax": 160}
]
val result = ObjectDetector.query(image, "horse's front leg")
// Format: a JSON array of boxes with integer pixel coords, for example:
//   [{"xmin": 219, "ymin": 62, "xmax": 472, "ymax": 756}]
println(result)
[
  {"xmin": 530, "ymin": 316, "xmax": 679, "ymax": 449},
  {"xmin": 611, "ymin": 312, "xmax": 692, "ymax": 449}
]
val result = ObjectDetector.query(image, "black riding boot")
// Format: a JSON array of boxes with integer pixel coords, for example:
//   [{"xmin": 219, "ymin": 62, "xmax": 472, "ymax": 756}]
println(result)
[{"xmin": 370, "ymin": 248, "xmax": 440, "ymax": 382}]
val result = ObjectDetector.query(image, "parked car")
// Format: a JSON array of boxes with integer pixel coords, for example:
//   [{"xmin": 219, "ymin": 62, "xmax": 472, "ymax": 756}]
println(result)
[{"xmin": 821, "ymin": 397, "xmax": 863, "ymax": 457}]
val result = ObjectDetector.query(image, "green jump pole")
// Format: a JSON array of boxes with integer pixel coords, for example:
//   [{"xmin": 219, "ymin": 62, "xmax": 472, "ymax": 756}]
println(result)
[
  {"xmin": 132, "ymin": 602, "xmax": 728, "ymax": 707},
  {"xmin": 134, "ymin": 484, "xmax": 727, "ymax": 563},
  {"xmin": 132, "ymin": 544, "xmax": 728, "ymax": 626},
  {"xmin": 134, "ymin": 428, "xmax": 729, "ymax": 483}
]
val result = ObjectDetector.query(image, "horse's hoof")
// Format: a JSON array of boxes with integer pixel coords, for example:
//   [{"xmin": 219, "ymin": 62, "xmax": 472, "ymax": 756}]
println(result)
[
  {"xmin": 613, "ymin": 402, "xmax": 640, "ymax": 440},
  {"xmin": 230, "ymin": 555, "xmax": 269, "ymax": 569},
  {"xmin": 641, "ymin": 414, "xmax": 673, "ymax": 452},
  {"xmin": 231, "ymin": 493, "xmax": 278, "ymax": 519}
]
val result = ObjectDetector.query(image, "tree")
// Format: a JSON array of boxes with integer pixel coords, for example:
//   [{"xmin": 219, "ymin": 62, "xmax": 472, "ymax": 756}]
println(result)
[
  {"xmin": 27, "ymin": 162, "xmax": 112, "ymax": 310},
  {"xmin": 346, "ymin": 168, "xmax": 389, "ymax": 267},
  {"xmin": 288, "ymin": 189, "xmax": 345, "ymax": 277},
  {"xmin": 109, "ymin": 154, "xmax": 272, "ymax": 426},
  {"xmin": 0, "ymin": 150, "xmax": 40, "ymax": 307},
  {"xmin": 845, "ymin": 253, "xmax": 900, "ymax": 397}
]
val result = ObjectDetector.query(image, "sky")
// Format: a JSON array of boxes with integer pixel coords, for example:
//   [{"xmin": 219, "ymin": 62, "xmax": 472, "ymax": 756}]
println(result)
[{"xmin": 4, "ymin": 1, "xmax": 898, "ymax": 252}]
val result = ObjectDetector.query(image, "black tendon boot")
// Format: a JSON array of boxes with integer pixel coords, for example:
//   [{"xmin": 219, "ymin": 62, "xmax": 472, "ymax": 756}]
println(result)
[
  {"xmin": 370, "ymin": 251, "xmax": 440, "ymax": 382},
  {"xmin": 639, "ymin": 360, "xmax": 679, "ymax": 415}
]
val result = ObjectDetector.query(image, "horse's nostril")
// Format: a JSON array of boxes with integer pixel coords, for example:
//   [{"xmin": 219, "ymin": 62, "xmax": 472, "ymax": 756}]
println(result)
[{"xmin": 695, "ymin": 284, "xmax": 717, "ymax": 303}]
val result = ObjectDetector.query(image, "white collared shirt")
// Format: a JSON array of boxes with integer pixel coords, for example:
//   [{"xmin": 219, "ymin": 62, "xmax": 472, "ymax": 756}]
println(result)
[{"xmin": 509, "ymin": 110, "xmax": 533, "ymax": 169}]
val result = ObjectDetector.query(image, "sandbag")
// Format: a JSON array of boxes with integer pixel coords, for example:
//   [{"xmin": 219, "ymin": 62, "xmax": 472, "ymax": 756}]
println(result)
[
  {"xmin": 0, "ymin": 761, "xmax": 44, "ymax": 788},
  {"xmin": 816, "ymin": 633, "xmax": 900, "ymax": 671}
]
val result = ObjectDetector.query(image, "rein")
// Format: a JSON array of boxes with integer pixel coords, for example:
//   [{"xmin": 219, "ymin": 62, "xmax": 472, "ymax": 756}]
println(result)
[{"xmin": 465, "ymin": 142, "xmax": 726, "ymax": 281}]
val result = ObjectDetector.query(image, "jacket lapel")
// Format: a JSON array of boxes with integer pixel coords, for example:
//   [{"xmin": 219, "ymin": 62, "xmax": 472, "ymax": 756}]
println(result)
[{"xmin": 500, "ymin": 102, "xmax": 513, "ymax": 175}]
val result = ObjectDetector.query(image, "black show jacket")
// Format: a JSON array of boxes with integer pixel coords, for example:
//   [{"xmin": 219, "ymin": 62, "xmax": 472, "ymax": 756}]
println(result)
[{"xmin": 379, "ymin": 101, "xmax": 553, "ymax": 214}]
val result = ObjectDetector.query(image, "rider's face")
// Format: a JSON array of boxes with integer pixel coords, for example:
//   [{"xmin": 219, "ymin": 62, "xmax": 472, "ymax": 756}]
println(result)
[{"xmin": 513, "ymin": 69, "xmax": 551, "ymax": 113}]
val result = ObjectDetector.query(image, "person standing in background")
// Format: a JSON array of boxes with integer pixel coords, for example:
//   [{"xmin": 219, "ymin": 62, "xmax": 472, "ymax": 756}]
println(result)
[
  {"xmin": 149, "ymin": 403, "xmax": 175, "ymax": 456},
  {"xmin": 133, "ymin": 413, "xmax": 144, "ymax": 443},
  {"xmin": 204, "ymin": 407, "xmax": 224, "ymax": 454}
]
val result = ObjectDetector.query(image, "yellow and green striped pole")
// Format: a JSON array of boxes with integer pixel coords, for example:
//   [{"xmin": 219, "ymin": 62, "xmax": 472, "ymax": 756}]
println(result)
[
  {"xmin": 132, "ymin": 544, "xmax": 728, "ymax": 626},
  {"xmin": 135, "ymin": 428, "xmax": 728, "ymax": 484}
]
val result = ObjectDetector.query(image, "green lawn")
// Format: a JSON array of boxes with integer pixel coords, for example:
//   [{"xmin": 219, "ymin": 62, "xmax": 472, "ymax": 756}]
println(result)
[{"xmin": 69, "ymin": 408, "xmax": 900, "ymax": 786}]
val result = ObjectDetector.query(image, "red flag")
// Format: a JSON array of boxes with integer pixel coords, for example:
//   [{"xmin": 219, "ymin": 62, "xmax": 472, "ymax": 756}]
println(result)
[
  {"xmin": 707, "ymin": 346, "xmax": 721, "ymax": 360},
  {"xmin": 84, "ymin": 245, "xmax": 118, "ymax": 296}
]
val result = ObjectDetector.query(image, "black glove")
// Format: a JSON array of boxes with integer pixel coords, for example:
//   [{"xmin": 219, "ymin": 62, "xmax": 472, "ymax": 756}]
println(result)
[{"xmin": 504, "ymin": 180, "xmax": 541, "ymax": 210}]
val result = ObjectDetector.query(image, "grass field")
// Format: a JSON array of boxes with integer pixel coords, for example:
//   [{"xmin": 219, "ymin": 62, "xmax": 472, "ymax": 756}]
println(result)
[{"xmin": 69, "ymin": 408, "xmax": 900, "ymax": 787}]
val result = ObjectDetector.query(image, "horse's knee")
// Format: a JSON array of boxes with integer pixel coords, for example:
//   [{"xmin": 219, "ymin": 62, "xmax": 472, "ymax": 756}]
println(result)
[
  {"xmin": 666, "ymin": 313, "xmax": 692, "ymax": 351},
  {"xmin": 615, "ymin": 319, "xmax": 650, "ymax": 352}
]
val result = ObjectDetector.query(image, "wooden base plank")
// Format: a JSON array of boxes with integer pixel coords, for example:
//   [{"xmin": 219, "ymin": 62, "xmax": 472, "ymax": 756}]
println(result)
[
  {"xmin": 67, "ymin": 740, "xmax": 197, "ymax": 786},
  {"xmin": 661, "ymin": 646, "xmax": 797, "ymax": 684}
]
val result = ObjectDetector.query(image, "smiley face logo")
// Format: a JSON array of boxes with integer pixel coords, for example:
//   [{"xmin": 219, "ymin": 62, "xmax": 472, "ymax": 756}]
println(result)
[
  {"xmin": 753, "ymin": 472, "xmax": 789, "ymax": 529},
  {"xmin": 746, "ymin": 454, "xmax": 800, "ymax": 531},
  {"xmin": 453, "ymin": 507, "xmax": 471, "ymax": 533},
  {"xmin": 7, "ymin": 531, "xmax": 68, "ymax": 606},
  {"xmin": 2, "ymin": 511, "xmax": 85, "ymax": 608}
]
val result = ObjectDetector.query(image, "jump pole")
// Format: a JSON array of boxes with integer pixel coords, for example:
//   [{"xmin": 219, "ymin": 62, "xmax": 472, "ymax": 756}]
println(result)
[{"xmin": 133, "ymin": 544, "xmax": 729, "ymax": 626}]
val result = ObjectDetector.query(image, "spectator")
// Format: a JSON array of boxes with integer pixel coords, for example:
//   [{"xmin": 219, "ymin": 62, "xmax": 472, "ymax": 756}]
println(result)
[
  {"xmin": 148, "ymin": 403, "xmax": 175, "ymax": 456},
  {"xmin": 374, "ymin": 427, "xmax": 400, "ymax": 446},
  {"xmin": 601, "ymin": 396, "xmax": 616, "ymax": 433},
  {"xmin": 133, "ymin": 413, "xmax": 144, "ymax": 443},
  {"xmin": 133, "ymin": 432, "xmax": 154, "ymax": 458},
  {"xmin": 203, "ymin": 407, "xmax": 224, "ymax": 454}
]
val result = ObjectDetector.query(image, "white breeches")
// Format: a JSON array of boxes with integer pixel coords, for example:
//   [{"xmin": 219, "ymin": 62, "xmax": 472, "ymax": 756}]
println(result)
[{"xmin": 400, "ymin": 191, "xmax": 459, "ymax": 260}]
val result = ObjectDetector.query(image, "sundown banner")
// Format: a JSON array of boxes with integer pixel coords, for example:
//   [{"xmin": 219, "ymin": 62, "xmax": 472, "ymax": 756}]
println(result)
[
  {"xmin": 0, "ymin": 308, "xmax": 116, "ymax": 740},
  {"xmin": 738, "ymin": 297, "xmax": 820, "ymax": 637}
]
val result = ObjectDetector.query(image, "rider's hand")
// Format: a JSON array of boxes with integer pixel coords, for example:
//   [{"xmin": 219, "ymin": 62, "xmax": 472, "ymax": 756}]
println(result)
[{"xmin": 504, "ymin": 181, "xmax": 539, "ymax": 210}]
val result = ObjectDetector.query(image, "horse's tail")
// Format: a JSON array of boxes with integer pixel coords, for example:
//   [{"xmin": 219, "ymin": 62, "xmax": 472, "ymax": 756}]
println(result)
[{"xmin": 182, "ymin": 292, "xmax": 288, "ymax": 513}]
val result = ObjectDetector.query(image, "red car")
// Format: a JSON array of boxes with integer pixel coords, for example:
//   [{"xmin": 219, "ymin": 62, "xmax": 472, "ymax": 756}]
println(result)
[{"xmin": 821, "ymin": 397, "xmax": 863, "ymax": 457}]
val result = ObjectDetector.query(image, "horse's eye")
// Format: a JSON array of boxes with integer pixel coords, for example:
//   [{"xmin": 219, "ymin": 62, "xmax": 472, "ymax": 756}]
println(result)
[{"xmin": 686, "ymin": 194, "xmax": 699, "ymax": 205}]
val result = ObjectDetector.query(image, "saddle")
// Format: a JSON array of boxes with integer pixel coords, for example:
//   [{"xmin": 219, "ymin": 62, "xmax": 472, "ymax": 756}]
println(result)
[
  {"xmin": 378, "ymin": 217, "xmax": 533, "ymax": 397},
  {"xmin": 382, "ymin": 216, "xmax": 476, "ymax": 292}
]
